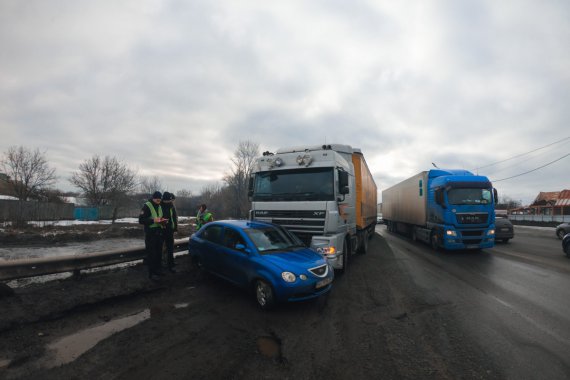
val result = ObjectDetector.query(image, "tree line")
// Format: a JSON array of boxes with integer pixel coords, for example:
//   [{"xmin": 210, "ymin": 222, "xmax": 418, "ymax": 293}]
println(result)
[{"xmin": 0, "ymin": 141, "xmax": 259, "ymax": 222}]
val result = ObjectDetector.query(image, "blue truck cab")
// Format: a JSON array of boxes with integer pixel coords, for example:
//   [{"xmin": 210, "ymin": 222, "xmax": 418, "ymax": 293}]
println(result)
[
  {"xmin": 427, "ymin": 170, "xmax": 496, "ymax": 250},
  {"xmin": 383, "ymin": 169, "xmax": 497, "ymax": 250}
]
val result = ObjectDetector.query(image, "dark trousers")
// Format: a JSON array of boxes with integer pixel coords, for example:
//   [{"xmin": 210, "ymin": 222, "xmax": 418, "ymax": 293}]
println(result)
[
  {"xmin": 164, "ymin": 232, "xmax": 175, "ymax": 268},
  {"xmin": 145, "ymin": 230, "xmax": 164, "ymax": 276}
]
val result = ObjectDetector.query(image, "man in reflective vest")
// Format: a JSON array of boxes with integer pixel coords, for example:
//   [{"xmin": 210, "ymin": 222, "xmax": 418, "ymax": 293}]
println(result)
[
  {"xmin": 139, "ymin": 191, "xmax": 167, "ymax": 280},
  {"xmin": 196, "ymin": 204, "xmax": 213, "ymax": 230},
  {"xmin": 161, "ymin": 192, "xmax": 178, "ymax": 273}
]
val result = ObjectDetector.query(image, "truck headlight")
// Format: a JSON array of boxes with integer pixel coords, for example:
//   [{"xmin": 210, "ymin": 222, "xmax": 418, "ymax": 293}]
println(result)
[
  {"xmin": 446, "ymin": 230, "xmax": 457, "ymax": 237},
  {"xmin": 282, "ymin": 272, "xmax": 296, "ymax": 282},
  {"xmin": 316, "ymin": 246, "xmax": 336, "ymax": 255},
  {"xmin": 487, "ymin": 229, "xmax": 495, "ymax": 236}
]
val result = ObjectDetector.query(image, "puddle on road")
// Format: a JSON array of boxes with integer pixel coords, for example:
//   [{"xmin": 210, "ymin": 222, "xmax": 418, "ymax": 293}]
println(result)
[
  {"xmin": 46, "ymin": 309, "xmax": 150, "ymax": 368},
  {"xmin": 256, "ymin": 336, "xmax": 282, "ymax": 360}
]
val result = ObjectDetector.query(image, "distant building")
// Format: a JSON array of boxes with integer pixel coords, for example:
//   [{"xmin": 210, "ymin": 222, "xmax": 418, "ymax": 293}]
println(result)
[
  {"xmin": 529, "ymin": 190, "xmax": 570, "ymax": 215},
  {"xmin": 0, "ymin": 172, "xmax": 16, "ymax": 198},
  {"xmin": 555, "ymin": 189, "xmax": 570, "ymax": 215}
]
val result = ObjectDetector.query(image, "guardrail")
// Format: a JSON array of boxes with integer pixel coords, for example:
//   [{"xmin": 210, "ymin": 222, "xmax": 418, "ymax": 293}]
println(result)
[
  {"xmin": 509, "ymin": 215, "xmax": 569, "ymax": 223},
  {"xmin": 0, "ymin": 238, "xmax": 189, "ymax": 282}
]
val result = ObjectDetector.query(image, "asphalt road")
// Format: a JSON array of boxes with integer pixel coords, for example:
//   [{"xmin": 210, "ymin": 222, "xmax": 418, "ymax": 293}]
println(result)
[
  {"xmin": 1, "ymin": 225, "xmax": 569, "ymax": 380},
  {"xmin": 379, "ymin": 224, "xmax": 570, "ymax": 380}
]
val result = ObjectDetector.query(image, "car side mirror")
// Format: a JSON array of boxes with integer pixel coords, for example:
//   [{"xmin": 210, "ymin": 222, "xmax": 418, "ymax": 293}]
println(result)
[{"xmin": 235, "ymin": 244, "xmax": 250, "ymax": 254}]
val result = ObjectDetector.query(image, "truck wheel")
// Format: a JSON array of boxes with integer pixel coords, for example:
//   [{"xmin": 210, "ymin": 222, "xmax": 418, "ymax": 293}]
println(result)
[
  {"xmin": 430, "ymin": 233, "xmax": 439, "ymax": 251},
  {"xmin": 358, "ymin": 233, "xmax": 368, "ymax": 254},
  {"xmin": 339, "ymin": 240, "xmax": 349, "ymax": 275}
]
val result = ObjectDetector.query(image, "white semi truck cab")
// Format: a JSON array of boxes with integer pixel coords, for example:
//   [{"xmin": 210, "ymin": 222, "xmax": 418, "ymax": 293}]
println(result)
[{"xmin": 248, "ymin": 144, "xmax": 377, "ymax": 272}]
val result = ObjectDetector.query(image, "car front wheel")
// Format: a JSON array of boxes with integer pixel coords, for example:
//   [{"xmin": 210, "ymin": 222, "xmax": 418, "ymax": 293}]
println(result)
[{"xmin": 255, "ymin": 280, "xmax": 275, "ymax": 310}]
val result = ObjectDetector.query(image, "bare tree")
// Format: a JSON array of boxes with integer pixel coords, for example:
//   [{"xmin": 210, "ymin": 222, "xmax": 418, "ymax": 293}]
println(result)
[
  {"xmin": 140, "ymin": 175, "xmax": 163, "ymax": 196},
  {"xmin": 223, "ymin": 140, "xmax": 259, "ymax": 218},
  {"xmin": 0, "ymin": 146, "xmax": 57, "ymax": 201},
  {"xmin": 496, "ymin": 194, "xmax": 522, "ymax": 210},
  {"xmin": 69, "ymin": 155, "xmax": 138, "ymax": 222},
  {"xmin": 176, "ymin": 189, "xmax": 193, "ymax": 198}
]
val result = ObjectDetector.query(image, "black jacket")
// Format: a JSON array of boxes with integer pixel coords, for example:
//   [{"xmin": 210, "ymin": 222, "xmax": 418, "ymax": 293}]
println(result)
[
  {"xmin": 138, "ymin": 199, "xmax": 164, "ymax": 234},
  {"xmin": 162, "ymin": 203, "xmax": 178, "ymax": 232}
]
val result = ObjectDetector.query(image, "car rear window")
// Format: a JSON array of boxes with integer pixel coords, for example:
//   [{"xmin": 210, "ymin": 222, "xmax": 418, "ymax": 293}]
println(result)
[{"xmin": 202, "ymin": 225, "xmax": 223, "ymax": 245}]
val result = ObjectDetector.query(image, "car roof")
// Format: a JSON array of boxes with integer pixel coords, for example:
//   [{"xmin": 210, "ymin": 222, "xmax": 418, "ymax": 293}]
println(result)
[{"xmin": 207, "ymin": 219, "xmax": 277, "ymax": 230}]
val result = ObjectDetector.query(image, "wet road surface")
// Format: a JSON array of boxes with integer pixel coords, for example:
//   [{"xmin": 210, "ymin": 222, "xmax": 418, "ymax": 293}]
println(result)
[{"xmin": 1, "ymin": 225, "xmax": 569, "ymax": 379}]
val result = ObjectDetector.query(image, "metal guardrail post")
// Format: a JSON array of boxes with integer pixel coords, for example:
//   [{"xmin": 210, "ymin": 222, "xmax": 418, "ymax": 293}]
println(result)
[{"xmin": 0, "ymin": 238, "xmax": 189, "ymax": 282}]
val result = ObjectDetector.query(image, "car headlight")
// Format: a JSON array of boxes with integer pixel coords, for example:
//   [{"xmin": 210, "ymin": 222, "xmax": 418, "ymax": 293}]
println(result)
[
  {"xmin": 282, "ymin": 272, "xmax": 296, "ymax": 283},
  {"xmin": 446, "ymin": 230, "xmax": 457, "ymax": 237},
  {"xmin": 487, "ymin": 229, "xmax": 495, "ymax": 236}
]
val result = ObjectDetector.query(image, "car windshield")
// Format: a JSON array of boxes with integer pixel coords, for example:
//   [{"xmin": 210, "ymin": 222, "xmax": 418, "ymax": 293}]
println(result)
[
  {"xmin": 244, "ymin": 225, "xmax": 305, "ymax": 253},
  {"xmin": 447, "ymin": 188, "xmax": 492, "ymax": 205}
]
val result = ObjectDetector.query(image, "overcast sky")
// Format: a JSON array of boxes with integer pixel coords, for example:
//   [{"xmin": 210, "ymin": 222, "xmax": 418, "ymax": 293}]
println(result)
[{"xmin": 1, "ymin": 0, "xmax": 569, "ymax": 205}]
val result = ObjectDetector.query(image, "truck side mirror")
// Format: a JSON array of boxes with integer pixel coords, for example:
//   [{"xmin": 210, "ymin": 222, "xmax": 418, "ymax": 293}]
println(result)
[
  {"xmin": 435, "ymin": 189, "xmax": 446, "ymax": 208},
  {"xmin": 247, "ymin": 176, "xmax": 254, "ymax": 197},
  {"xmin": 493, "ymin": 188, "xmax": 498, "ymax": 204},
  {"xmin": 338, "ymin": 171, "xmax": 349, "ymax": 194}
]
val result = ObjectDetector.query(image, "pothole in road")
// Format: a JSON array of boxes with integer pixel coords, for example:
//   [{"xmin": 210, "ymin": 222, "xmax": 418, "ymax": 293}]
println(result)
[
  {"xmin": 0, "ymin": 358, "xmax": 11, "ymax": 369},
  {"xmin": 256, "ymin": 335, "xmax": 283, "ymax": 362}
]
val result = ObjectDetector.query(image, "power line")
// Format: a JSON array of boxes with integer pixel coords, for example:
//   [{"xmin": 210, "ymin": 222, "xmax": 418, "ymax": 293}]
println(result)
[
  {"xmin": 491, "ymin": 152, "xmax": 570, "ymax": 182},
  {"xmin": 474, "ymin": 136, "xmax": 570, "ymax": 171}
]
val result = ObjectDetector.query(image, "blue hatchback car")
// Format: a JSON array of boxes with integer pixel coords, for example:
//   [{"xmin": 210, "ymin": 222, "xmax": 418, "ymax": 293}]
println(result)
[{"xmin": 188, "ymin": 220, "xmax": 334, "ymax": 309}]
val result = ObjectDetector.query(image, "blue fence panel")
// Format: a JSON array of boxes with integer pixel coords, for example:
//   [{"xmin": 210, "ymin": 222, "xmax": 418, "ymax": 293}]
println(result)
[{"xmin": 74, "ymin": 207, "xmax": 99, "ymax": 221}]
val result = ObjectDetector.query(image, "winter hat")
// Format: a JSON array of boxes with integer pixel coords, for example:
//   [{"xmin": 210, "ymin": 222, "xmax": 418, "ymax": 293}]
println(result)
[
  {"xmin": 162, "ymin": 192, "xmax": 174, "ymax": 201},
  {"xmin": 152, "ymin": 191, "xmax": 162, "ymax": 199}
]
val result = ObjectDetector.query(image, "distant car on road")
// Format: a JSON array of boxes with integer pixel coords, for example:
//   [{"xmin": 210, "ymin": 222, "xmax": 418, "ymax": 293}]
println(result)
[
  {"xmin": 188, "ymin": 220, "xmax": 334, "ymax": 309},
  {"xmin": 377, "ymin": 215, "xmax": 383, "ymax": 224},
  {"xmin": 556, "ymin": 222, "xmax": 570, "ymax": 239},
  {"xmin": 495, "ymin": 216, "xmax": 514, "ymax": 243},
  {"xmin": 563, "ymin": 234, "xmax": 570, "ymax": 258}
]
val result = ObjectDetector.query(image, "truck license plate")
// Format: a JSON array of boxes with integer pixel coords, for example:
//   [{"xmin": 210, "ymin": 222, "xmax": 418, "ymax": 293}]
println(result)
[{"xmin": 316, "ymin": 277, "xmax": 332, "ymax": 289}]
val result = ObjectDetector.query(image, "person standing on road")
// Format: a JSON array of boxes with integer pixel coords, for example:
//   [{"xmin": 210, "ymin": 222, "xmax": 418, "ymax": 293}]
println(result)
[
  {"xmin": 139, "ymin": 191, "xmax": 167, "ymax": 280},
  {"xmin": 161, "ymin": 192, "xmax": 178, "ymax": 273},
  {"xmin": 196, "ymin": 204, "xmax": 213, "ymax": 230}
]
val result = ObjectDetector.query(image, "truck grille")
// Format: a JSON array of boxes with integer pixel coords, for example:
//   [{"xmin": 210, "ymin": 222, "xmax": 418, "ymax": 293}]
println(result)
[
  {"xmin": 458, "ymin": 229, "xmax": 485, "ymax": 245},
  {"xmin": 456, "ymin": 213, "xmax": 488, "ymax": 225},
  {"xmin": 253, "ymin": 210, "xmax": 326, "ymax": 245},
  {"xmin": 254, "ymin": 210, "xmax": 326, "ymax": 218}
]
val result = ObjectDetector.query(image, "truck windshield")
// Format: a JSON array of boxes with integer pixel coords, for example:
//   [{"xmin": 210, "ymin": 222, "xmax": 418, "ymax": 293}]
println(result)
[
  {"xmin": 447, "ymin": 188, "xmax": 492, "ymax": 205},
  {"xmin": 252, "ymin": 167, "xmax": 335, "ymax": 201}
]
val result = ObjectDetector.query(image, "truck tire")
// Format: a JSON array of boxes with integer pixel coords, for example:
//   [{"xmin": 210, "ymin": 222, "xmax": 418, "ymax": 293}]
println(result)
[
  {"xmin": 430, "ymin": 232, "xmax": 440, "ymax": 251},
  {"xmin": 339, "ymin": 240, "xmax": 349, "ymax": 275},
  {"xmin": 358, "ymin": 233, "xmax": 368, "ymax": 254}
]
